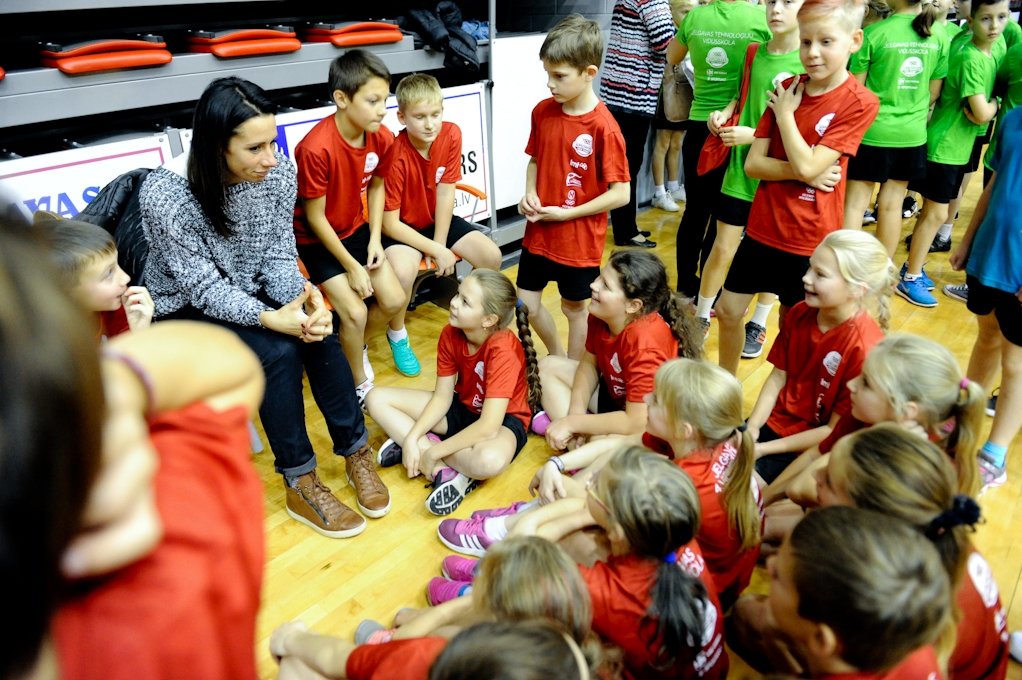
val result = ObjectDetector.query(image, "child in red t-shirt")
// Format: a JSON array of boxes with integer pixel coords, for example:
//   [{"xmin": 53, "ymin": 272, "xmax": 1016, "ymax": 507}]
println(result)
[
  {"xmin": 714, "ymin": 0, "xmax": 879, "ymax": 373},
  {"xmin": 746, "ymin": 230, "xmax": 893, "ymax": 485},
  {"xmin": 377, "ymin": 73, "xmax": 502, "ymax": 363},
  {"xmin": 765, "ymin": 334, "xmax": 986, "ymax": 513},
  {"xmin": 765, "ymin": 505, "xmax": 950, "ymax": 680},
  {"xmin": 814, "ymin": 426, "xmax": 1009, "ymax": 680},
  {"xmin": 35, "ymin": 216, "xmax": 153, "ymax": 337},
  {"xmin": 365, "ymin": 269, "xmax": 541, "ymax": 515},
  {"xmin": 515, "ymin": 15, "xmax": 630, "ymax": 359},
  {"xmin": 292, "ymin": 49, "xmax": 411, "ymax": 400},
  {"xmin": 500, "ymin": 447, "xmax": 729, "ymax": 679},
  {"xmin": 539, "ymin": 249, "xmax": 702, "ymax": 451}
]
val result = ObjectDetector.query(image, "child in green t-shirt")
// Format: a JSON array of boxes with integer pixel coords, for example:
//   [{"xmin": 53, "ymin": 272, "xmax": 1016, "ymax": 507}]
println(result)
[
  {"xmin": 693, "ymin": 0, "xmax": 805, "ymax": 371},
  {"xmin": 897, "ymin": 0, "xmax": 1009, "ymax": 308},
  {"xmin": 842, "ymin": 0, "xmax": 949, "ymax": 256}
]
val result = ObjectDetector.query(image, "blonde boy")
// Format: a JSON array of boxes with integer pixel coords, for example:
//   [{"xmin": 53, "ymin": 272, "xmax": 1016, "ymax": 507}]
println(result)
[
  {"xmin": 714, "ymin": 0, "xmax": 879, "ymax": 373},
  {"xmin": 517, "ymin": 14, "xmax": 630, "ymax": 359},
  {"xmin": 293, "ymin": 50, "xmax": 409, "ymax": 399},
  {"xmin": 378, "ymin": 73, "xmax": 502, "ymax": 352}
]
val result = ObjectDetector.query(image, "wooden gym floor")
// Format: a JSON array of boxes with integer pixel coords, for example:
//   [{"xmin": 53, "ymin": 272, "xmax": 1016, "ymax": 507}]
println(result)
[{"xmin": 251, "ymin": 186, "xmax": 1022, "ymax": 679}]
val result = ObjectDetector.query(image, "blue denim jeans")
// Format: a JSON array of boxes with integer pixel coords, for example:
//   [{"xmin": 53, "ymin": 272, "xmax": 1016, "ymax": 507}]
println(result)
[{"xmin": 162, "ymin": 306, "xmax": 367, "ymax": 476}]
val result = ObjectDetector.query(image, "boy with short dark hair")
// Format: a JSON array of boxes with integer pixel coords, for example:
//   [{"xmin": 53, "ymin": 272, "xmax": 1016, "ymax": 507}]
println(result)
[
  {"xmin": 378, "ymin": 73, "xmax": 502, "ymax": 345},
  {"xmin": 35, "ymin": 215, "xmax": 153, "ymax": 336},
  {"xmin": 713, "ymin": 0, "xmax": 880, "ymax": 374},
  {"xmin": 517, "ymin": 14, "xmax": 631, "ymax": 359},
  {"xmin": 293, "ymin": 49, "xmax": 413, "ymax": 401}
]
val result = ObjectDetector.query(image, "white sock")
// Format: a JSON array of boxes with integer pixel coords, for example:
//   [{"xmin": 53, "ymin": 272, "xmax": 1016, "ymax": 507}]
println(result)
[
  {"xmin": 483, "ymin": 516, "xmax": 509, "ymax": 541},
  {"xmin": 904, "ymin": 272, "xmax": 921, "ymax": 281},
  {"xmin": 654, "ymin": 184, "xmax": 666, "ymax": 197},
  {"xmin": 695, "ymin": 295, "xmax": 715, "ymax": 320},
  {"xmin": 937, "ymin": 223, "xmax": 953, "ymax": 239},
  {"xmin": 387, "ymin": 326, "xmax": 408, "ymax": 342},
  {"xmin": 667, "ymin": 180, "xmax": 681, "ymax": 192},
  {"xmin": 751, "ymin": 302, "xmax": 773, "ymax": 327}
]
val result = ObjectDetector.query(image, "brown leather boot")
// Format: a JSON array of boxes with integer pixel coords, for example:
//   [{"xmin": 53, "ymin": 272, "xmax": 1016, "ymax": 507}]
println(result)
[
  {"xmin": 346, "ymin": 443, "xmax": 391, "ymax": 518},
  {"xmin": 285, "ymin": 470, "xmax": 365, "ymax": 538}
]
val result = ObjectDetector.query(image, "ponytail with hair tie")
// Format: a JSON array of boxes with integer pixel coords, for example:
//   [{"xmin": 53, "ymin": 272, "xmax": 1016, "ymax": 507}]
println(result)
[
  {"xmin": 663, "ymin": 552, "xmax": 678, "ymax": 565},
  {"xmin": 926, "ymin": 495, "xmax": 981, "ymax": 539}
]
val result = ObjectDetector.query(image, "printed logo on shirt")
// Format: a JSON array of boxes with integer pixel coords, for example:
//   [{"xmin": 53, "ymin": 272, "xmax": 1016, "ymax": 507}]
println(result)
[
  {"xmin": 566, "ymin": 171, "xmax": 583, "ymax": 187},
  {"xmin": 967, "ymin": 552, "xmax": 1001, "ymax": 608},
  {"xmin": 572, "ymin": 134, "xmax": 594, "ymax": 158},
  {"xmin": 772, "ymin": 72, "xmax": 795, "ymax": 90},
  {"xmin": 474, "ymin": 360, "xmax": 485, "ymax": 381},
  {"xmin": 435, "ymin": 166, "xmax": 447, "ymax": 184},
  {"xmin": 565, "ymin": 189, "xmax": 577, "ymax": 207},
  {"xmin": 364, "ymin": 152, "xmax": 380, "ymax": 173},
  {"xmin": 815, "ymin": 113, "xmax": 835, "ymax": 137},
  {"xmin": 706, "ymin": 47, "xmax": 729, "ymax": 69},
  {"xmin": 900, "ymin": 57, "xmax": 924, "ymax": 78},
  {"xmin": 798, "ymin": 186, "xmax": 817, "ymax": 202},
  {"xmin": 472, "ymin": 393, "xmax": 484, "ymax": 409},
  {"xmin": 822, "ymin": 350, "xmax": 842, "ymax": 376},
  {"xmin": 700, "ymin": 600, "xmax": 719, "ymax": 650},
  {"xmin": 610, "ymin": 352, "xmax": 622, "ymax": 373}
]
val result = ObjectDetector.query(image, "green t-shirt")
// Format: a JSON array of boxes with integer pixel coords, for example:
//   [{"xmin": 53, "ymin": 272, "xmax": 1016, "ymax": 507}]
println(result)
[
  {"xmin": 984, "ymin": 41, "xmax": 1022, "ymax": 167},
  {"xmin": 677, "ymin": 1, "xmax": 771, "ymax": 121},
  {"xmin": 1004, "ymin": 19, "xmax": 1021, "ymax": 49},
  {"xmin": 850, "ymin": 13, "xmax": 949, "ymax": 147},
  {"xmin": 938, "ymin": 20, "xmax": 964, "ymax": 43},
  {"xmin": 927, "ymin": 40, "xmax": 1004, "ymax": 164},
  {"xmin": 720, "ymin": 46, "xmax": 804, "ymax": 201}
]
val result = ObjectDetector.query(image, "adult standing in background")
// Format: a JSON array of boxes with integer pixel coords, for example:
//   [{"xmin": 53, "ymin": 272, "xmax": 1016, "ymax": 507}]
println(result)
[
  {"xmin": 600, "ymin": 0, "xmax": 677, "ymax": 248},
  {"xmin": 668, "ymin": 0, "xmax": 770, "ymax": 299}
]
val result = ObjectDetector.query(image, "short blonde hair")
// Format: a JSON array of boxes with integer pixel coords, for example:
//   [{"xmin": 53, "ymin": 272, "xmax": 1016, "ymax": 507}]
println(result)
[
  {"xmin": 395, "ymin": 72, "xmax": 443, "ymax": 111},
  {"xmin": 798, "ymin": 0, "xmax": 867, "ymax": 31},
  {"xmin": 540, "ymin": 14, "xmax": 603, "ymax": 71}
]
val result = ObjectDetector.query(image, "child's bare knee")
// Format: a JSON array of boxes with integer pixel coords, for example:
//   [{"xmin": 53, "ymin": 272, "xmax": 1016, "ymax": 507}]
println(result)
[{"xmin": 561, "ymin": 299, "xmax": 587, "ymax": 316}]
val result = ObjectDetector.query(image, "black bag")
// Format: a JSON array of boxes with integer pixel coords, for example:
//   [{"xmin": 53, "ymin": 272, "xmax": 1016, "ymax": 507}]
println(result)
[
  {"xmin": 445, "ymin": 24, "xmax": 479, "ymax": 74},
  {"xmin": 402, "ymin": 8, "xmax": 449, "ymax": 50}
]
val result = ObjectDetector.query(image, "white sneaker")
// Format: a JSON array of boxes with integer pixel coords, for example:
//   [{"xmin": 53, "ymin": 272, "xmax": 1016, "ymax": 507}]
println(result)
[
  {"xmin": 652, "ymin": 193, "xmax": 680, "ymax": 212},
  {"xmin": 362, "ymin": 344, "xmax": 375, "ymax": 383},
  {"xmin": 671, "ymin": 185, "xmax": 687, "ymax": 203},
  {"xmin": 1009, "ymin": 631, "xmax": 1022, "ymax": 663}
]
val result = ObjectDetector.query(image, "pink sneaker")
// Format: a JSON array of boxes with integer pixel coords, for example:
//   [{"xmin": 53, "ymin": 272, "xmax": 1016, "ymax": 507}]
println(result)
[
  {"xmin": 426, "ymin": 577, "xmax": 472, "ymax": 606},
  {"xmin": 470, "ymin": 501, "xmax": 530, "ymax": 520},
  {"xmin": 531, "ymin": 411, "xmax": 551, "ymax": 435},
  {"xmin": 437, "ymin": 516, "xmax": 499, "ymax": 557},
  {"xmin": 441, "ymin": 555, "xmax": 480, "ymax": 581}
]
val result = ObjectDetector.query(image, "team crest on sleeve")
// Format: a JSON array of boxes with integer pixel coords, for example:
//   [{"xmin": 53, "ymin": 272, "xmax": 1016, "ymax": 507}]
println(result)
[
  {"xmin": 815, "ymin": 113, "xmax": 835, "ymax": 137},
  {"xmin": 572, "ymin": 134, "xmax": 594, "ymax": 158},
  {"xmin": 364, "ymin": 152, "xmax": 380, "ymax": 173}
]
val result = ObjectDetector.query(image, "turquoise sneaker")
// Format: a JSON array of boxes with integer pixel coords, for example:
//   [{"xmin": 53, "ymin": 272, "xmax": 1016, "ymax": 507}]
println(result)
[
  {"xmin": 388, "ymin": 336, "xmax": 421, "ymax": 377},
  {"xmin": 896, "ymin": 277, "xmax": 938, "ymax": 308},
  {"xmin": 899, "ymin": 262, "xmax": 934, "ymax": 290}
]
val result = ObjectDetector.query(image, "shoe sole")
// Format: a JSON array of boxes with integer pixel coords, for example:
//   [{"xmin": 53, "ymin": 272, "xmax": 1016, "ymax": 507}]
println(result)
[
  {"xmin": 436, "ymin": 524, "xmax": 490, "ymax": 557},
  {"xmin": 895, "ymin": 287, "xmax": 937, "ymax": 308},
  {"xmin": 741, "ymin": 345, "xmax": 764, "ymax": 359},
  {"xmin": 377, "ymin": 439, "xmax": 402, "ymax": 467},
  {"xmin": 286, "ymin": 507, "xmax": 366, "ymax": 538},
  {"xmin": 979, "ymin": 475, "xmax": 1008, "ymax": 497},
  {"xmin": 943, "ymin": 289, "xmax": 968, "ymax": 303},
  {"xmin": 426, "ymin": 476, "xmax": 481, "ymax": 516},
  {"xmin": 348, "ymin": 473, "xmax": 392, "ymax": 519},
  {"xmin": 394, "ymin": 364, "xmax": 421, "ymax": 377}
]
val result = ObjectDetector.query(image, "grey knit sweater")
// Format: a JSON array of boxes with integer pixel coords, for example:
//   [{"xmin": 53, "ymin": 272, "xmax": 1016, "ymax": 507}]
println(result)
[{"xmin": 140, "ymin": 151, "xmax": 306, "ymax": 327}]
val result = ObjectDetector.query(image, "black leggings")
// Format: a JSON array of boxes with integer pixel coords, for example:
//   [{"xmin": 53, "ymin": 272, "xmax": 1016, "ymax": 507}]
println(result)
[{"xmin": 676, "ymin": 119, "xmax": 726, "ymax": 297}]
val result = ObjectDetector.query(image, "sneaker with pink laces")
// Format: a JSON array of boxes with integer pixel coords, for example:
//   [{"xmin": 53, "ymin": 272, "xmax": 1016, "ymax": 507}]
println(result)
[
  {"xmin": 470, "ymin": 500, "xmax": 530, "ymax": 520},
  {"xmin": 437, "ymin": 516, "xmax": 500, "ymax": 557},
  {"xmin": 426, "ymin": 577, "xmax": 472, "ymax": 606},
  {"xmin": 441, "ymin": 555, "xmax": 480, "ymax": 581}
]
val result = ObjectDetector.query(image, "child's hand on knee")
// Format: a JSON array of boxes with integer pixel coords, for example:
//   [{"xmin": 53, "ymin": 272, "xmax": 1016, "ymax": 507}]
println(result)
[{"xmin": 347, "ymin": 266, "xmax": 374, "ymax": 299}]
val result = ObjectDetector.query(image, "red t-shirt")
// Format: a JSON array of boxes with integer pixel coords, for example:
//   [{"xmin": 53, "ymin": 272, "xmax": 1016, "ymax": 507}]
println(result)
[
  {"xmin": 948, "ymin": 550, "xmax": 1010, "ymax": 679},
  {"xmin": 818, "ymin": 413, "xmax": 866, "ymax": 454},
  {"xmin": 746, "ymin": 74, "xmax": 879, "ymax": 256},
  {"xmin": 522, "ymin": 97, "xmax": 629, "ymax": 267},
  {"xmin": 437, "ymin": 324, "xmax": 531, "ymax": 430},
  {"xmin": 641, "ymin": 434, "xmax": 762, "ymax": 602},
  {"xmin": 579, "ymin": 545, "xmax": 728, "ymax": 679},
  {"xmin": 765, "ymin": 303, "xmax": 883, "ymax": 438},
  {"xmin": 346, "ymin": 637, "xmax": 447, "ymax": 680},
  {"xmin": 54, "ymin": 402, "xmax": 263, "ymax": 680},
  {"xmin": 876, "ymin": 645, "xmax": 942, "ymax": 680},
  {"xmin": 99, "ymin": 306, "xmax": 130, "ymax": 340},
  {"xmin": 585, "ymin": 313, "xmax": 678, "ymax": 411},
  {"xmin": 293, "ymin": 114, "xmax": 395, "ymax": 243},
  {"xmin": 378, "ymin": 122, "xmax": 462, "ymax": 229}
]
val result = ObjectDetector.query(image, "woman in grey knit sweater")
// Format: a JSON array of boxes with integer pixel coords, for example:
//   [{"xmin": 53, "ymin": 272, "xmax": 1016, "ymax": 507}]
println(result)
[{"xmin": 140, "ymin": 77, "xmax": 389, "ymax": 539}]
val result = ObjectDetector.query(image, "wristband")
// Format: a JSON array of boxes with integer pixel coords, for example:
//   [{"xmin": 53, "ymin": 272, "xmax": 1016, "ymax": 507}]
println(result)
[
  {"xmin": 548, "ymin": 455, "xmax": 565, "ymax": 472},
  {"xmin": 102, "ymin": 348, "xmax": 154, "ymax": 416}
]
